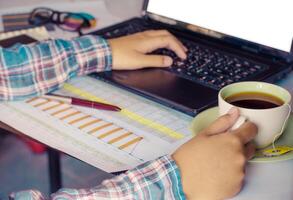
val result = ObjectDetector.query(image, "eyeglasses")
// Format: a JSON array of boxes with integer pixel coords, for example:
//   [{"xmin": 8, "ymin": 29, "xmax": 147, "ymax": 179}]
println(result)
[{"xmin": 29, "ymin": 7, "xmax": 96, "ymax": 35}]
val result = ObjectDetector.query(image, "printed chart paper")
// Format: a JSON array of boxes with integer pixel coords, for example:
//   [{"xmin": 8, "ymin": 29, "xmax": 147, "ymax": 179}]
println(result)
[{"xmin": 0, "ymin": 76, "xmax": 193, "ymax": 172}]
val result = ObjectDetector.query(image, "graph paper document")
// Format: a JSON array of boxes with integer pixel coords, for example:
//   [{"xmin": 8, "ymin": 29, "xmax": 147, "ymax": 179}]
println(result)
[{"xmin": 0, "ymin": 76, "xmax": 193, "ymax": 172}]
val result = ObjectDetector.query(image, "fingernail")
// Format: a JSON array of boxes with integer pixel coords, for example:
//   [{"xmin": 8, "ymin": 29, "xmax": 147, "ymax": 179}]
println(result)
[
  {"xmin": 182, "ymin": 53, "xmax": 187, "ymax": 60},
  {"xmin": 228, "ymin": 107, "xmax": 238, "ymax": 116},
  {"xmin": 164, "ymin": 57, "xmax": 173, "ymax": 66}
]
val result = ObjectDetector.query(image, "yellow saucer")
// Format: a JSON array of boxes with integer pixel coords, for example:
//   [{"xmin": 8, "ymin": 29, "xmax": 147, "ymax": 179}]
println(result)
[{"xmin": 190, "ymin": 107, "xmax": 293, "ymax": 163}]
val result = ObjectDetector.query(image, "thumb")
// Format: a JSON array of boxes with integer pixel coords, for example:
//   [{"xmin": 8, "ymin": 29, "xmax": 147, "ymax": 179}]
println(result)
[
  {"xmin": 136, "ymin": 54, "xmax": 173, "ymax": 68},
  {"xmin": 202, "ymin": 107, "xmax": 240, "ymax": 136}
]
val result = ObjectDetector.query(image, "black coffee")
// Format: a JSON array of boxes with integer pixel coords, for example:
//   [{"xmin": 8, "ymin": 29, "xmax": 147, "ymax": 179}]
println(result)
[{"xmin": 225, "ymin": 92, "xmax": 284, "ymax": 109}]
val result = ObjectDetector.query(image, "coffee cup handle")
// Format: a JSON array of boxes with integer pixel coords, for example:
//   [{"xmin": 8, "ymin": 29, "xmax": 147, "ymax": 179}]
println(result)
[
  {"xmin": 271, "ymin": 104, "xmax": 291, "ymax": 148},
  {"xmin": 230, "ymin": 115, "xmax": 247, "ymax": 131},
  {"xmin": 278, "ymin": 104, "xmax": 291, "ymax": 133}
]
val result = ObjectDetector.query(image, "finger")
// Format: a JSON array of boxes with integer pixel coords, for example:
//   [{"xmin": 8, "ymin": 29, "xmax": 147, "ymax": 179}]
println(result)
[
  {"xmin": 148, "ymin": 35, "xmax": 187, "ymax": 59},
  {"xmin": 245, "ymin": 142, "xmax": 256, "ymax": 160},
  {"xmin": 144, "ymin": 30, "xmax": 188, "ymax": 52},
  {"xmin": 202, "ymin": 107, "xmax": 240, "ymax": 136},
  {"xmin": 233, "ymin": 121, "xmax": 258, "ymax": 145},
  {"xmin": 135, "ymin": 54, "xmax": 173, "ymax": 68},
  {"xmin": 167, "ymin": 34, "xmax": 188, "ymax": 53}
]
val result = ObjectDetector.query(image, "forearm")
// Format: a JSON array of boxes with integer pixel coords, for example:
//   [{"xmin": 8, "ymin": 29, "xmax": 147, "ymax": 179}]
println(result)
[
  {"xmin": 0, "ymin": 35, "xmax": 112, "ymax": 101},
  {"xmin": 10, "ymin": 156, "xmax": 186, "ymax": 200}
]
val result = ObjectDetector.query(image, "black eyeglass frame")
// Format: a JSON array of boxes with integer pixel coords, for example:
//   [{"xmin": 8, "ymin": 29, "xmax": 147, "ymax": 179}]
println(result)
[{"xmin": 28, "ymin": 7, "xmax": 91, "ymax": 35}]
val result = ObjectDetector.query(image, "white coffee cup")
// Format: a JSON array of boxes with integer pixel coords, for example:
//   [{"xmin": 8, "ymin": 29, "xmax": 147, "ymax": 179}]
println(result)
[{"xmin": 218, "ymin": 82, "xmax": 291, "ymax": 148}]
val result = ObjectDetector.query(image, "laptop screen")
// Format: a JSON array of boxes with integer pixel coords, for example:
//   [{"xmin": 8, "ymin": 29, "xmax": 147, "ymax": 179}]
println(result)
[{"xmin": 147, "ymin": 0, "xmax": 293, "ymax": 53}]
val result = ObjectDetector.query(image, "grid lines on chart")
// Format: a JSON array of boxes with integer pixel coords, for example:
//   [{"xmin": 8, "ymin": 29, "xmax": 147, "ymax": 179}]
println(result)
[{"xmin": 62, "ymin": 83, "xmax": 186, "ymax": 140}]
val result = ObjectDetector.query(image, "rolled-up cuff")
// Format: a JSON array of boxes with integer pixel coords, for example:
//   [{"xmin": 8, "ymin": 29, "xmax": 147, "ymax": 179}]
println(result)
[{"xmin": 72, "ymin": 35, "xmax": 112, "ymax": 75}]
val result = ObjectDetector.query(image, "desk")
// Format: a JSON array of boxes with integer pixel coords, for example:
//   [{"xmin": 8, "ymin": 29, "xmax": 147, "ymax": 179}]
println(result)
[{"xmin": 0, "ymin": 0, "xmax": 293, "ymax": 199}]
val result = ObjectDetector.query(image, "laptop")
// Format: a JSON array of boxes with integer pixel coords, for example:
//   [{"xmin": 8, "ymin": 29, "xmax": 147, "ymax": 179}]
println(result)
[{"xmin": 90, "ymin": 0, "xmax": 293, "ymax": 116}]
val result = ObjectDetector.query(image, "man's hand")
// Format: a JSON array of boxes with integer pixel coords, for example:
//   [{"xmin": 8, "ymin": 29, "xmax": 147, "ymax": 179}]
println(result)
[
  {"xmin": 172, "ymin": 108, "xmax": 258, "ymax": 200},
  {"xmin": 108, "ymin": 30, "xmax": 187, "ymax": 70}
]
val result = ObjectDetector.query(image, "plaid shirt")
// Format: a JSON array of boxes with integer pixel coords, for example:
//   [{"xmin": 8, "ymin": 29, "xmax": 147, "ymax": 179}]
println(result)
[
  {"xmin": 1, "ymin": 36, "xmax": 185, "ymax": 199},
  {"xmin": 0, "ymin": 35, "xmax": 111, "ymax": 100},
  {"xmin": 11, "ymin": 156, "xmax": 185, "ymax": 200}
]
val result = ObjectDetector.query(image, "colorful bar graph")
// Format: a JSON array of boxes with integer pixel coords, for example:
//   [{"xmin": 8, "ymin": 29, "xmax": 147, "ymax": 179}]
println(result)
[{"xmin": 26, "ymin": 97, "xmax": 143, "ymax": 153}]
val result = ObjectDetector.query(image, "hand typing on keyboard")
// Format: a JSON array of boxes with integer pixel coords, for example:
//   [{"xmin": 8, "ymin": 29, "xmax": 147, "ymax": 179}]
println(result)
[
  {"xmin": 108, "ymin": 30, "xmax": 187, "ymax": 70},
  {"xmin": 107, "ymin": 28, "xmax": 267, "ymax": 89},
  {"xmin": 155, "ymin": 42, "xmax": 267, "ymax": 89}
]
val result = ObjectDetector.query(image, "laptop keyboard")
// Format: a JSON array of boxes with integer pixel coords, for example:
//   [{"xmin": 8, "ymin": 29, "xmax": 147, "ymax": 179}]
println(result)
[
  {"xmin": 102, "ymin": 21, "xmax": 268, "ymax": 89},
  {"xmin": 155, "ymin": 44, "xmax": 267, "ymax": 89}
]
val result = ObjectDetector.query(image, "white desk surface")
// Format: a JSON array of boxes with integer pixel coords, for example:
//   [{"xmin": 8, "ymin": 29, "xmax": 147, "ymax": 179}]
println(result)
[{"xmin": 0, "ymin": 1, "xmax": 292, "ymax": 199}]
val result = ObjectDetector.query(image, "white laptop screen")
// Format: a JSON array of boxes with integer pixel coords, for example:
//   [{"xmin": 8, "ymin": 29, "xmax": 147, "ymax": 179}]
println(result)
[{"xmin": 147, "ymin": 0, "xmax": 293, "ymax": 52}]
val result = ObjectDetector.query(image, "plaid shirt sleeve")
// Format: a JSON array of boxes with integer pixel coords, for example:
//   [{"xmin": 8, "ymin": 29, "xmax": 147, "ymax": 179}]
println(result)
[
  {"xmin": 10, "ymin": 155, "xmax": 186, "ymax": 200},
  {"xmin": 0, "ymin": 35, "xmax": 112, "ymax": 101}
]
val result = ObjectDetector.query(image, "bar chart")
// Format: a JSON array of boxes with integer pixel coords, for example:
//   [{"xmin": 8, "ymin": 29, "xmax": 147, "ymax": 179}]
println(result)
[{"xmin": 26, "ymin": 97, "xmax": 144, "ymax": 155}]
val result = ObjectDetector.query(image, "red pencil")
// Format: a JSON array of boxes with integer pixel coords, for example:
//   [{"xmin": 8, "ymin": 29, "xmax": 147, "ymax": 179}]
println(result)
[{"xmin": 43, "ymin": 94, "xmax": 121, "ymax": 112}]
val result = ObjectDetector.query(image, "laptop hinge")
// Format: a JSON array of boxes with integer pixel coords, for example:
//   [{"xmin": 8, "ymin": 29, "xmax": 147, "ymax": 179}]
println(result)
[
  {"xmin": 144, "ymin": 12, "xmax": 178, "ymax": 26},
  {"xmin": 141, "ymin": 10, "xmax": 147, "ymax": 18}
]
